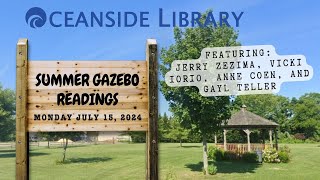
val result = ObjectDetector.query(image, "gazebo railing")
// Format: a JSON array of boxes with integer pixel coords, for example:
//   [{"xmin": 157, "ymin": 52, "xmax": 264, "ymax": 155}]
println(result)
[{"xmin": 215, "ymin": 143, "xmax": 275, "ymax": 153}]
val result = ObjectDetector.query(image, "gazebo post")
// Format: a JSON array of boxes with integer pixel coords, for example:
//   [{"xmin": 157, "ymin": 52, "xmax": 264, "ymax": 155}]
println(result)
[
  {"xmin": 243, "ymin": 129, "xmax": 251, "ymax": 152},
  {"xmin": 262, "ymin": 129, "xmax": 265, "ymax": 150},
  {"xmin": 275, "ymin": 128, "xmax": 278, "ymax": 150},
  {"xmin": 214, "ymin": 134, "xmax": 217, "ymax": 145},
  {"xmin": 269, "ymin": 129, "xmax": 273, "ymax": 148},
  {"xmin": 223, "ymin": 129, "xmax": 227, "ymax": 151}
]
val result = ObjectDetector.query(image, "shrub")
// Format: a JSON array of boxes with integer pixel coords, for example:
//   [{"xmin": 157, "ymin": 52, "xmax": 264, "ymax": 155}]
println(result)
[
  {"xmin": 263, "ymin": 148, "xmax": 280, "ymax": 163},
  {"xmin": 242, "ymin": 152, "xmax": 258, "ymax": 163},
  {"xmin": 278, "ymin": 131, "xmax": 292, "ymax": 139},
  {"xmin": 278, "ymin": 145, "xmax": 291, "ymax": 163},
  {"xmin": 294, "ymin": 133, "xmax": 306, "ymax": 140},
  {"xmin": 279, "ymin": 137, "xmax": 304, "ymax": 144},
  {"xmin": 208, "ymin": 146, "xmax": 224, "ymax": 161},
  {"xmin": 223, "ymin": 151, "xmax": 238, "ymax": 161},
  {"xmin": 278, "ymin": 151, "xmax": 290, "ymax": 163},
  {"xmin": 208, "ymin": 165, "xmax": 218, "ymax": 175},
  {"xmin": 304, "ymin": 139, "xmax": 317, "ymax": 143},
  {"xmin": 208, "ymin": 146, "xmax": 216, "ymax": 159},
  {"xmin": 215, "ymin": 149, "xmax": 224, "ymax": 161},
  {"xmin": 279, "ymin": 145, "xmax": 291, "ymax": 153}
]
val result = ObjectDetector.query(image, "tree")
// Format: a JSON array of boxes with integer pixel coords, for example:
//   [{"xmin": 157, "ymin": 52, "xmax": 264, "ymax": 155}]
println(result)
[
  {"xmin": 41, "ymin": 132, "xmax": 83, "ymax": 162},
  {"xmin": 233, "ymin": 93, "xmax": 320, "ymax": 142},
  {"xmin": 0, "ymin": 84, "xmax": 15, "ymax": 141},
  {"xmin": 291, "ymin": 93, "xmax": 320, "ymax": 140},
  {"xmin": 160, "ymin": 12, "xmax": 238, "ymax": 174},
  {"xmin": 233, "ymin": 94, "xmax": 292, "ymax": 133},
  {"xmin": 165, "ymin": 118, "xmax": 189, "ymax": 147},
  {"xmin": 37, "ymin": 132, "xmax": 57, "ymax": 148},
  {"xmin": 58, "ymin": 132, "xmax": 78, "ymax": 163},
  {"xmin": 126, "ymin": 131, "xmax": 146, "ymax": 143},
  {"xmin": 159, "ymin": 113, "xmax": 172, "ymax": 142}
]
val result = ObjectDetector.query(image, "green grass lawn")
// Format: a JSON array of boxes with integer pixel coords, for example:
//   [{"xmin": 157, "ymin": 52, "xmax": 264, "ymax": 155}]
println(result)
[{"xmin": 0, "ymin": 143, "xmax": 319, "ymax": 179}]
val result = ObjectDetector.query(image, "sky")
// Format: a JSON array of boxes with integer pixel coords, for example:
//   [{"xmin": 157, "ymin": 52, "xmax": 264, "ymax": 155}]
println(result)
[{"xmin": 1, "ymin": 0, "xmax": 320, "ymax": 115}]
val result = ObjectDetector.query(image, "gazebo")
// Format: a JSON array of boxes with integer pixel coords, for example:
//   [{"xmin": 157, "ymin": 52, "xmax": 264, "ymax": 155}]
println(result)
[{"xmin": 216, "ymin": 105, "xmax": 279, "ymax": 152}]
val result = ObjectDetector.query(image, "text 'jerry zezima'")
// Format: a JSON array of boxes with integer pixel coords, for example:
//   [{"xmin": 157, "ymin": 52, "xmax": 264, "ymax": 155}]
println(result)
[{"xmin": 165, "ymin": 45, "xmax": 313, "ymax": 96}]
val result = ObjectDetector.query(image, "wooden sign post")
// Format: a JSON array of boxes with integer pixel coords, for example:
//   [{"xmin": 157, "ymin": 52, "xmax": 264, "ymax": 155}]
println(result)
[
  {"xmin": 146, "ymin": 39, "xmax": 158, "ymax": 179},
  {"xmin": 16, "ymin": 39, "xmax": 158, "ymax": 180},
  {"xmin": 16, "ymin": 39, "xmax": 29, "ymax": 180}
]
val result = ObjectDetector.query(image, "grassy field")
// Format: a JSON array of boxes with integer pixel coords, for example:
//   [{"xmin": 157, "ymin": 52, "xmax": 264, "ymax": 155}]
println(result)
[{"xmin": 0, "ymin": 143, "xmax": 319, "ymax": 180}]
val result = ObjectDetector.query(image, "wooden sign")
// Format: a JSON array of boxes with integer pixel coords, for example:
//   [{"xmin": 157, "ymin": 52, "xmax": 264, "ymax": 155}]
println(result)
[
  {"xmin": 16, "ymin": 39, "xmax": 158, "ymax": 180},
  {"xmin": 27, "ymin": 60, "xmax": 148, "ymax": 132}
]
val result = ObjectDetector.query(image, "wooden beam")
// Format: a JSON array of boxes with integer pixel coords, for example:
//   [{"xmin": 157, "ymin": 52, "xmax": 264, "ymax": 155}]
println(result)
[
  {"xmin": 146, "ymin": 39, "xmax": 158, "ymax": 180},
  {"xmin": 269, "ymin": 129, "xmax": 273, "ymax": 148},
  {"xmin": 16, "ymin": 38, "xmax": 29, "ymax": 180},
  {"xmin": 275, "ymin": 128, "xmax": 278, "ymax": 150},
  {"xmin": 223, "ymin": 129, "xmax": 228, "ymax": 151},
  {"xmin": 243, "ymin": 129, "xmax": 251, "ymax": 152},
  {"xmin": 214, "ymin": 134, "xmax": 217, "ymax": 145}
]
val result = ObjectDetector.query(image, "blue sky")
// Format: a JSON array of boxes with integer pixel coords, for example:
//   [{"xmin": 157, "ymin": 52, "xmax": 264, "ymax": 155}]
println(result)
[{"xmin": 1, "ymin": 0, "xmax": 320, "ymax": 115}]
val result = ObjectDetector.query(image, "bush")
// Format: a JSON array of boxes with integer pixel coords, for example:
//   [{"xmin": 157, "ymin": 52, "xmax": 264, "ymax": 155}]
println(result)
[
  {"xmin": 208, "ymin": 146, "xmax": 224, "ymax": 161},
  {"xmin": 223, "ymin": 151, "xmax": 238, "ymax": 161},
  {"xmin": 242, "ymin": 152, "xmax": 258, "ymax": 163},
  {"xmin": 278, "ymin": 137, "xmax": 304, "ymax": 144},
  {"xmin": 278, "ymin": 131, "xmax": 292, "ymax": 139},
  {"xmin": 208, "ymin": 165, "xmax": 218, "ymax": 175},
  {"xmin": 294, "ymin": 133, "xmax": 306, "ymax": 140},
  {"xmin": 263, "ymin": 148, "xmax": 280, "ymax": 163},
  {"xmin": 128, "ymin": 132, "xmax": 146, "ymax": 143},
  {"xmin": 278, "ymin": 151, "xmax": 290, "ymax": 163},
  {"xmin": 278, "ymin": 145, "xmax": 291, "ymax": 163},
  {"xmin": 208, "ymin": 146, "xmax": 216, "ymax": 159},
  {"xmin": 279, "ymin": 145, "xmax": 291, "ymax": 153},
  {"xmin": 304, "ymin": 139, "xmax": 318, "ymax": 143}
]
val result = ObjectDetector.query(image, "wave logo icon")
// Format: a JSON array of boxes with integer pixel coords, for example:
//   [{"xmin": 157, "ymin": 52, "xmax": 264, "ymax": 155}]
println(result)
[{"xmin": 25, "ymin": 7, "xmax": 47, "ymax": 28}]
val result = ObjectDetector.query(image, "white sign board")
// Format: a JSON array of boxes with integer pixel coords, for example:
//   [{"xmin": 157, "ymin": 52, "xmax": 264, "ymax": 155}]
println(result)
[{"xmin": 165, "ymin": 45, "xmax": 313, "ymax": 96}]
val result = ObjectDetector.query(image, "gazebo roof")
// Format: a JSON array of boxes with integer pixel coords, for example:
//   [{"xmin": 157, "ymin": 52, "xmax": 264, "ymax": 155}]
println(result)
[{"xmin": 223, "ymin": 105, "xmax": 279, "ymax": 129}]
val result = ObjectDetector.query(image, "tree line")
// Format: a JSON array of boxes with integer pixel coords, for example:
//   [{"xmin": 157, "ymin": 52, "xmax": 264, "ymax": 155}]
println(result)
[
  {"xmin": 156, "ymin": 93, "xmax": 320, "ymax": 144},
  {"xmin": 128, "ymin": 93, "xmax": 320, "ymax": 145}
]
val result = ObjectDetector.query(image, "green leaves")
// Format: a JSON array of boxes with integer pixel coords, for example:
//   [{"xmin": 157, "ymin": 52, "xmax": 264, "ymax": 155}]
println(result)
[
  {"xmin": 291, "ymin": 93, "xmax": 320, "ymax": 139},
  {"xmin": 160, "ymin": 14, "xmax": 239, "ymax": 136},
  {"xmin": 233, "ymin": 93, "xmax": 320, "ymax": 140},
  {"xmin": 0, "ymin": 84, "xmax": 15, "ymax": 141},
  {"xmin": 165, "ymin": 118, "xmax": 189, "ymax": 142}
]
